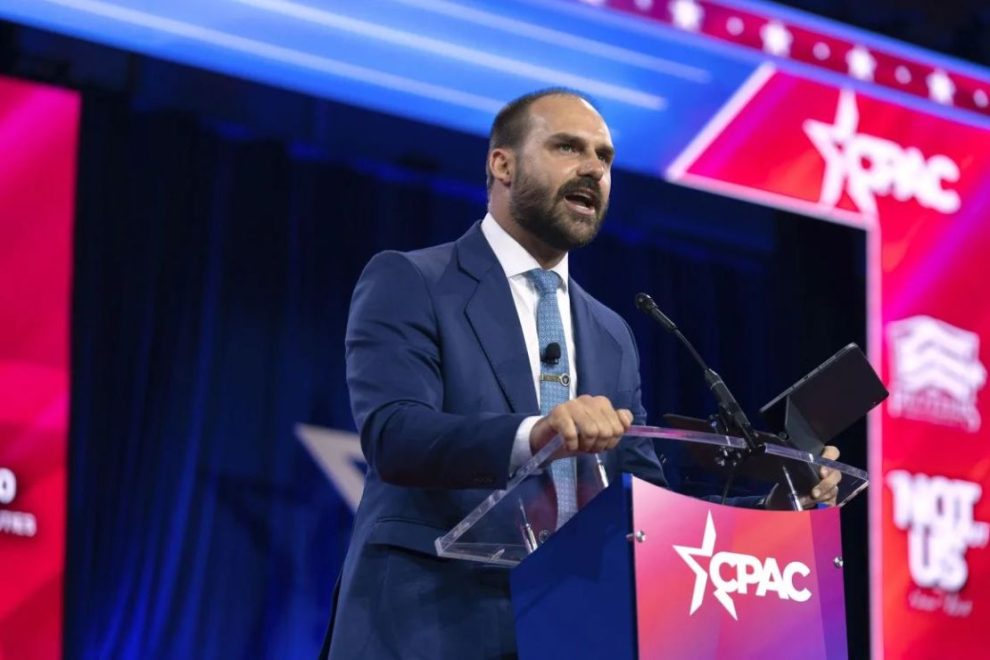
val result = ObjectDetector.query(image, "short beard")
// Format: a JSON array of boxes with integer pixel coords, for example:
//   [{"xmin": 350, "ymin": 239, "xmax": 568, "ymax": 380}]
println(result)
[{"xmin": 509, "ymin": 168, "xmax": 607, "ymax": 252}]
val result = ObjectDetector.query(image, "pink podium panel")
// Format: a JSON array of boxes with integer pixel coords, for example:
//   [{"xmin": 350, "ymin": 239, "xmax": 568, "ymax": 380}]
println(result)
[{"xmin": 633, "ymin": 479, "xmax": 847, "ymax": 659}]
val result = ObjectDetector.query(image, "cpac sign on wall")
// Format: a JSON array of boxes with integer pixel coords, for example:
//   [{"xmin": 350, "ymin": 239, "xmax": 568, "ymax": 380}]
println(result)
[{"xmin": 666, "ymin": 61, "xmax": 990, "ymax": 660}]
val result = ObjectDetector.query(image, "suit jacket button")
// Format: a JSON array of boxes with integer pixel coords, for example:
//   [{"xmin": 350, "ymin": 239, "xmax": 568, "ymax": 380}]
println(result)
[{"xmin": 538, "ymin": 529, "xmax": 551, "ymax": 544}]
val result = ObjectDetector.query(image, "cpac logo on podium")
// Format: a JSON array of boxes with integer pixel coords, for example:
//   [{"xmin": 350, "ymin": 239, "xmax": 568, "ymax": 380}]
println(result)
[
  {"xmin": 674, "ymin": 511, "xmax": 812, "ymax": 620},
  {"xmin": 804, "ymin": 89, "xmax": 961, "ymax": 216},
  {"xmin": 887, "ymin": 315, "xmax": 987, "ymax": 432}
]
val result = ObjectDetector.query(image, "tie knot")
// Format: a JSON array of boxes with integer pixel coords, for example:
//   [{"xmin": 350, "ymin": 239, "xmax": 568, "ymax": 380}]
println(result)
[{"xmin": 526, "ymin": 269, "xmax": 561, "ymax": 297}]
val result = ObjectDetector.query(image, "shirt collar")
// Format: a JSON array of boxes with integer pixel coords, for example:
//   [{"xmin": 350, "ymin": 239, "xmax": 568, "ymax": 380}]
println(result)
[{"xmin": 480, "ymin": 212, "xmax": 569, "ymax": 291}]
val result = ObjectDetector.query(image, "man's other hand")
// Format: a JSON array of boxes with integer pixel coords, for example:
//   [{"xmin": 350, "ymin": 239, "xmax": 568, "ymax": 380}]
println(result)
[
  {"xmin": 806, "ymin": 444, "xmax": 842, "ymax": 506},
  {"xmin": 767, "ymin": 445, "xmax": 843, "ymax": 510},
  {"xmin": 529, "ymin": 395, "xmax": 633, "ymax": 455}
]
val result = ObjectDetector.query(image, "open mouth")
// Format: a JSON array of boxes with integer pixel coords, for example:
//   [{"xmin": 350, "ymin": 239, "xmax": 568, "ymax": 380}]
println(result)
[{"xmin": 562, "ymin": 190, "xmax": 598, "ymax": 215}]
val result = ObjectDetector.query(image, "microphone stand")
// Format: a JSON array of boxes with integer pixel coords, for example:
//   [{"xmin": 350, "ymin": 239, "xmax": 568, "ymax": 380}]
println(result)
[{"xmin": 635, "ymin": 293, "xmax": 803, "ymax": 510}]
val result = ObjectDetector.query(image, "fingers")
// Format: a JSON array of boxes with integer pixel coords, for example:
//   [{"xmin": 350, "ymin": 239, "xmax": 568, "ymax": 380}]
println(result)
[
  {"xmin": 552, "ymin": 407, "xmax": 582, "ymax": 452},
  {"xmin": 821, "ymin": 467, "xmax": 842, "ymax": 490},
  {"xmin": 802, "ymin": 445, "xmax": 841, "ymax": 506},
  {"xmin": 535, "ymin": 395, "xmax": 630, "ymax": 454},
  {"xmin": 569, "ymin": 396, "xmax": 624, "ymax": 452},
  {"xmin": 810, "ymin": 482, "xmax": 839, "ymax": 501},
  {"xmin": 806, "ymin": 448, "xmax": 843, "ymax": 505},
  {"xmin": 821, "ymin": 444, "xmax": 840, "ymax": 462}
]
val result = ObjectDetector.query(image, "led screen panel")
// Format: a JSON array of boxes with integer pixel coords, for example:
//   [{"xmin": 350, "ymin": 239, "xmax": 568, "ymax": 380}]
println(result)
[{"xmin": 0, "ymin": 76, "xmax": 79, "ymax": 660}]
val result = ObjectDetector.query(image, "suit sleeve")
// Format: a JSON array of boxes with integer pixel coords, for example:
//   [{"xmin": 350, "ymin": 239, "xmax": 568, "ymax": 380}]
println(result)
[
  {"xmin": 346, "ymin": 250, "xmax": 529, "ymax": 490},
  {"xmin": 615, "ymin": 318, "xmax": 669, "ymax": 488}
]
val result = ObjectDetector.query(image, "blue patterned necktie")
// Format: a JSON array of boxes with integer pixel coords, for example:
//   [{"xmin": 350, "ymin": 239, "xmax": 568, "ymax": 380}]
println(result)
[{"xmin": 526, "ymin": 268, "xmax": 578, "ymax": 529}]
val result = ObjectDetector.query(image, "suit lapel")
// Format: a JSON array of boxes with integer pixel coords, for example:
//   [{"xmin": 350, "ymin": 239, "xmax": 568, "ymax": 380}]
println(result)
[
  {"xmin": 570, "ymin": 281, "xmax": 621, "ymax": 399},
  {"xmin": 458, "ymin": 224, "xmax": 539, "ymax": 414}
]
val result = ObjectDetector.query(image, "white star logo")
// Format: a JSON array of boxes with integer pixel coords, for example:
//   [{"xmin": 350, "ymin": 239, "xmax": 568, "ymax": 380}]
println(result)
[
  {"xmin": 673, "ymin": 511, "xmax": 739, "ymax": 619},
  {"xmin": 760, "ymin": 21, "xmax": 792, "ymax": 57},
  {"xmin": 802, "ymin": 89, "xmax": 868, "ymax": 213},
  {"xmin": 296, "ymin": 423, "xmax": 366, "ymax": 512},
  {"xmin": 846, "ymin": 46, "xmax": 876, "ymax": 81},
  {"xmin": 927, "ymin": 69, "xmax": 955, "ymax": 105},
  {"xmin": 669, "ymin": 0, "xmax": 703, "ymax": 31}
]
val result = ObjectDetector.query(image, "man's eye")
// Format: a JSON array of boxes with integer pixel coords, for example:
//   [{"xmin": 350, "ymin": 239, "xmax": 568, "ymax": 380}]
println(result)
[{"xmin": 558, "ymin": 143, "xmax": 575, "ymax": 153}]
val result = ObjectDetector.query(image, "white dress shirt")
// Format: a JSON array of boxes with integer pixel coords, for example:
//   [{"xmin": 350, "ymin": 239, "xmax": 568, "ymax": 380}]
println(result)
[{"xmin": 479, "ymin": 213, "xmax": 577, "ymax": 472}]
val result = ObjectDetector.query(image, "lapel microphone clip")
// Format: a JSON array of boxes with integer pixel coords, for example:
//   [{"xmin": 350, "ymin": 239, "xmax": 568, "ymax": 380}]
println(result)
[{"xmin": 541, "ymin": 342, "xmax": 561, "ymax": 365}]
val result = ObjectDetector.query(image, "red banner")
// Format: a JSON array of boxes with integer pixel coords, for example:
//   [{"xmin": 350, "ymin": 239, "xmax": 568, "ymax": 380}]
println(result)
[
  {"xmin": 669, "ymin": 65, "xmax": 990, "ymax": 658},
  {"xmin": 0, "ymin": 75, "xmax": 79, "ymax": 660}
]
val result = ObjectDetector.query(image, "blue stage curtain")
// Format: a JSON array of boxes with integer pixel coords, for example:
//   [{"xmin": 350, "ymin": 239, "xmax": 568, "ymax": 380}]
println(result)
[{"xmin": 65, "ymin": 93, "xmax": 866, "ymax": 658}]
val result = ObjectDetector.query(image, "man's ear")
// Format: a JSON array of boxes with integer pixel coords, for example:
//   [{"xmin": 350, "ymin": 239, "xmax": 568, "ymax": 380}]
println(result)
[{"xmin": 488, "ymin": 147, "xmax": 514, "ymax": 187}]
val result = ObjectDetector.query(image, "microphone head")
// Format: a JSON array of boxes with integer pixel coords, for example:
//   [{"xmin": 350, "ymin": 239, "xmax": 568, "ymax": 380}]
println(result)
[
  {"xmin": 635, "ymin": 292, "xmax": 677, "ymax": 332},
  {"xmin": 542, "ymin": 342, "xmax": 562, "ymax": 364},
  {"xmin": 634, "ymin": 292, "xmax": 656, "ymax": 312}
]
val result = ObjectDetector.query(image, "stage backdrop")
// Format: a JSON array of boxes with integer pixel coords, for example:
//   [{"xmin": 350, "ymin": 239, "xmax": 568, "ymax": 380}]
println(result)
[
  {"xmin": 57, "ymin": 74, "xmax": 864, "ymax": 657},
  {"xmin": 0, "ymin": 76, "xmax": 79, "ymax": 659},
  {"xmin": 4, "ymin": 0, "xmax": 989, "ymax": 657}
]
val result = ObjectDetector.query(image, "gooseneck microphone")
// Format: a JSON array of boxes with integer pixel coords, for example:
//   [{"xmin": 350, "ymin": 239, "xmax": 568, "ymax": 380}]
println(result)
[
  {"xmin": 541, "ymin": 342, "xmax": 561, "ymax": 365},
  {"xmin": 634, "ymin": 293, "xmax": 760, "ymax": 452}
]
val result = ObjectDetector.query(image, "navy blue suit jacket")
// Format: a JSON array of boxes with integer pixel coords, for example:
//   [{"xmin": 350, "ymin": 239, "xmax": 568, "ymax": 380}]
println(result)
[{"xmin": 324, "ymin": 222, "xmax": 666, "ymax": 659}]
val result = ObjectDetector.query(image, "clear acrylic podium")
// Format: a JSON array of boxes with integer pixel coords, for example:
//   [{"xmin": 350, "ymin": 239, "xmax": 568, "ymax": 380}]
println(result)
[
  {"xmin": 435, "ymin": 425, "xmax": 868, "ymax": 567},
  {"xmin": 435, "ymin": 425, "xmax": 866, "ymax": 659}
]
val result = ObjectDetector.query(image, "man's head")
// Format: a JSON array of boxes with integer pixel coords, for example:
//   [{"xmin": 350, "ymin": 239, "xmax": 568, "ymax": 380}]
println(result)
[{"xmin": 487, "ymin": 89, "xmax": 615, "ymax": 258}]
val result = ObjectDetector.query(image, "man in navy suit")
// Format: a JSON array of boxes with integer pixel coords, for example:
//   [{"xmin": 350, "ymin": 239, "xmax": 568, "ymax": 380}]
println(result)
[{"xmin": 322, "ymin": 89, "xmax": 841, "ymax": 659}]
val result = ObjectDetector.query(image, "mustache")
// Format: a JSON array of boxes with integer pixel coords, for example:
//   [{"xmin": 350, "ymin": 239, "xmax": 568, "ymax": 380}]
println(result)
[{"xmin": 555, "ymin": 178, "xmax": 602, "ymax": 210}]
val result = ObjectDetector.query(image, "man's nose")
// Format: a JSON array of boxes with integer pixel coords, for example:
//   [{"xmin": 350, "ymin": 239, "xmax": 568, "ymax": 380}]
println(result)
[{"xmin": 577, "ymin": 155, "xmax": 605, "ymax": 180}]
